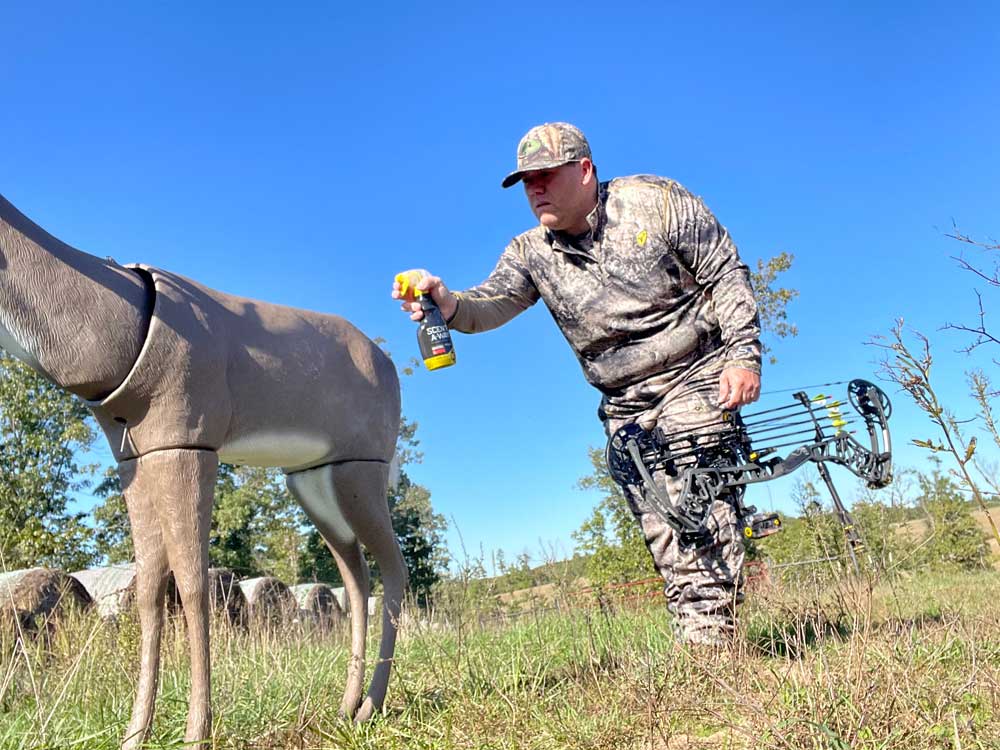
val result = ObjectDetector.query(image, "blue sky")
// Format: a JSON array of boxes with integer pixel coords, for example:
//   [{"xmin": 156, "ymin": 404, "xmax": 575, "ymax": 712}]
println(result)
[{"xmin": 3, "ymin": 2, "xmax": 999, "ymax": 568}]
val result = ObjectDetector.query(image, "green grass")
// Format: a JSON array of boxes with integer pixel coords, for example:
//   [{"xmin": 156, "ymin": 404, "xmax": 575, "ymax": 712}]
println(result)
[{"xmin": 2, "ymin": 571, "xmax": 999, "ymax": 749}]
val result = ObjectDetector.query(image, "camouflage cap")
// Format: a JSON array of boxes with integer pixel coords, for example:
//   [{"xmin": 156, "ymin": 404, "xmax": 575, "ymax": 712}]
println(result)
[{"xmin": 501, "ymin": 122, "xmax": 592, "ymax": 189}]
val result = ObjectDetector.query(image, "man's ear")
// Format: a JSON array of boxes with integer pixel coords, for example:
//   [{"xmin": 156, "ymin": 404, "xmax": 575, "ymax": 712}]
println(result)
[{"xmin": 580, "ymin": 158, "xmax": 596, "ymax": 186}]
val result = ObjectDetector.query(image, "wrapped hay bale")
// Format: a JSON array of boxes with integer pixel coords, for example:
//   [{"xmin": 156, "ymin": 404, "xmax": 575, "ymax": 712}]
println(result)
[
  {"xmin": 0, "ymin": 568, "xmax": 92, "ymax": 636},
  {"xmin": 290, "ymin": 582, "xmax": 344, "ymax": 628},
  {"xmin": 71, "ymin": 565, "xmax": 139, "ymax": 618},
  {"xmin": 208, "ymin": 568, "xmax": 248, "ymax": 625},
  {"xmin": 238, "ymin": 577, "xmax": 295, "ymax": 625},
  {"xmin": 71, "ymin": 565, "xmax": 179, "ymax": 619}
]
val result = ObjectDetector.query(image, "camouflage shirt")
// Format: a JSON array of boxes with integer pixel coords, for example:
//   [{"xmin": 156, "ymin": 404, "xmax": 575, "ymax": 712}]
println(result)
[{"xmin": 450, "ymin": 175, "xmax": 761, "ymax": 419}]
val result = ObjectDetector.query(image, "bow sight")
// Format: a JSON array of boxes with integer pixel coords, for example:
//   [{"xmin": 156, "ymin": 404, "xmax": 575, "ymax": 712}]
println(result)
[{"xmin": 606, "ymin": 379, "xmax": 893, "ymax": 567}]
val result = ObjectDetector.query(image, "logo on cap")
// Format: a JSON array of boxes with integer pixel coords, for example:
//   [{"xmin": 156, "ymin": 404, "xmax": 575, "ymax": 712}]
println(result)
[{"xmin": 519, "ymin": 138, "xmax": 543, "ymax": 157}]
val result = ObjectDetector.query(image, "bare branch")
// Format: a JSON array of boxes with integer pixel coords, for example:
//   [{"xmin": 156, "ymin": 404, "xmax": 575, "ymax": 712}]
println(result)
[
  {"xmin": 946, "ymin": 225, "xmax": 1000, "ymax": 251},
  {"xmin": 949, "ymin": 256, "xmax": 1000, "ymax": 287},
  {"xmin": 943, "ymin": 226, "xmax": 1000, "ymax": 354},
  {"xmin": 867, "ymin": 321, "xmax": 1000, "ymax": 548}
]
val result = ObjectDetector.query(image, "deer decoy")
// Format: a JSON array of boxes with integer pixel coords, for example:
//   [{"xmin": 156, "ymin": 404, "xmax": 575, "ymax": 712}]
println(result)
[{"xmin": 0, "ymin": 193, "xmax": 406, "ymax": 748}]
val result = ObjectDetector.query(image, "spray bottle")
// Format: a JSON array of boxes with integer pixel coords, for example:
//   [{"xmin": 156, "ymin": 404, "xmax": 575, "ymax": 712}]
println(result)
[{"xmin": 395, "ymin": 272, "xmax": 456, "ymax": 371}]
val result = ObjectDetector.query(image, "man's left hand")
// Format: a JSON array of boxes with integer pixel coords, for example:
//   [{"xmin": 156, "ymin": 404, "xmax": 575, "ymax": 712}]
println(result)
[{"xmin": 718, "ymin": 368, "xmax": 761, "ymax": 410}]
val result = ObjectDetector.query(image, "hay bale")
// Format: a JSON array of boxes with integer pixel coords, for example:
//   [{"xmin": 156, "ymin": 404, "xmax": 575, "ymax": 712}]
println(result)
[
  {"xmin": 71, "ymin": 565, "xmax": 179, "ymax": 619},
  {"xmin": 238, "ymin": 577, "xmax": 295, "ymax": 624},
  {"xmin": 208, "ymin": 568, "xmax": 248, "ymax": 625},
  {"xmin": 71, "ymin": 565, "xmax": 138, "ymax": 618},
  {"xmin": 0, "ymin": 568, "xmax": 92, "ymax": 634},
  {"xmin": 315, "ymin": 589, "xmax": 379, "ymax": 620},
  {"xmin": 290, "ymin": 583, "xmax": 344, "ymax": 626},
  {"xmin": 331, "ymin": 586, "xmax": 347, "ymax": 611}
]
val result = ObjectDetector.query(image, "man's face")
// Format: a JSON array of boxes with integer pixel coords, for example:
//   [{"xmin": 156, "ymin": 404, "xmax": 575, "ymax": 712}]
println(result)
[{"xmin": 522, "ymin": 159, "xmax": 596, "ymax": 234}]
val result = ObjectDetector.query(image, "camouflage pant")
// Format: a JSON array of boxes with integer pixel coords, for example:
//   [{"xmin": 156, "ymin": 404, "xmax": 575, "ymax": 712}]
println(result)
[{"xmin": 603, "ymin": 379, "xmax": 745, "ymax": 645}]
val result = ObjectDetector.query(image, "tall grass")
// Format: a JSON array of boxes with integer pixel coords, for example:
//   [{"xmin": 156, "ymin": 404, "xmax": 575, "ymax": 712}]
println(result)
[{"xmin": 1, "ymin": 570, "xmax": 998, "ymax": 749}]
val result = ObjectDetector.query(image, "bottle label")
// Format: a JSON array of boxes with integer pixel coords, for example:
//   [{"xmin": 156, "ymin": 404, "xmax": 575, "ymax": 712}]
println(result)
[{"xmin": 425, "ymin": 325, "xmax": 450, "ymax": 343}]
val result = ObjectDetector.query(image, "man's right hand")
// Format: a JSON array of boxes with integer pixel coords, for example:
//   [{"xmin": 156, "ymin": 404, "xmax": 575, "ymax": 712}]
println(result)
[{"xmin": 391, "ymin": 269, "xmax": 458, "ymax": 322}]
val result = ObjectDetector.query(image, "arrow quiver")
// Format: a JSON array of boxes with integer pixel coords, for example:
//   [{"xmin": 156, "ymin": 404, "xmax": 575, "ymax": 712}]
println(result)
[{"xmin": 605, "ymin": 379, "xmax": 893, "ymax": 563}]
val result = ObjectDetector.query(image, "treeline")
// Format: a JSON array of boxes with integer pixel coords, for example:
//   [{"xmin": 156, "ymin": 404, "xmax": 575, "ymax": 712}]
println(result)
[
  {"xmin": 0, "ymin": 353, "xmax": 449, "ymax": 605},
  {"xmin": 468, "ymin": 460, "xmax": 999, "ymax": 598},
  {"xmin": 760, "ymin": 468, "xmax": 996, "ymax": 580}
]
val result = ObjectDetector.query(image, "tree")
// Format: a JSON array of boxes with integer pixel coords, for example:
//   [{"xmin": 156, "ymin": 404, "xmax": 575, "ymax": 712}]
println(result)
[
  {"xmin": 915, "ymin": 469, "xmax": 989, "ymax": 571},
  {"xmin": 297, "ymin": 530, "xmax": 342, "ymax": 585},
  {"xmin": 849, "ymin": 499, "xmax": 906, "ymax": 574},
  {"xmin": 849, "ymin": 468, "xmax": 918, "ymax": 574},
  {"xmin": 757, "ymin": 476, "xmax": 881, "ymax": 582},
  {"xmin": 386, "ymin": 471, "xmax": 448, "ymax": 605},
  {"xmin": 572, "ymin": 447, "xmax": 649, "ymax": 586},
  {"xmin": 0, "ymin": 353, "xmax": 97, "ymax": 571},
  {"xmin": 91, "ymin": 467, "xmax": 131, "ymax": 563},
  {"xmin": 91, "ymin": 461, "xmax": 308, "ymax": 577},
  {"xmin": 210, "ymin": 464, "xmax": 306, "ymax": 580},
  {"xmin": 493, "ymin": 550, "xmax": 537, "ymax": 592},
  {"xmin": 750, "ymin": 252, "xmax": 799, "ymax": 364}
]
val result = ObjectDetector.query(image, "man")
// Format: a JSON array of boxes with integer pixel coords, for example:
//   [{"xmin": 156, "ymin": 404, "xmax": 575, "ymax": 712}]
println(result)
[{"xmin": 393, "ymin": 122, "xmax": 762, "ymax": 645}]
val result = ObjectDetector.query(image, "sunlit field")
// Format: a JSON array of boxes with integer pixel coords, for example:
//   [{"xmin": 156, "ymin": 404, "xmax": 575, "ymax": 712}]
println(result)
[{"xmin": 2, "ymin": 569, "xmax": 998, "ymax": 750}]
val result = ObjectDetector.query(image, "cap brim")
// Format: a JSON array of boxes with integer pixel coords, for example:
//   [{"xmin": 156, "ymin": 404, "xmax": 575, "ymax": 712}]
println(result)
[
  {"xmin": 501, "ymin": 170, "xmax": 526, "ymax": 189},
  {"xmin": 501, "ymin": 159, "xmax": 580, "ymax": 189}
]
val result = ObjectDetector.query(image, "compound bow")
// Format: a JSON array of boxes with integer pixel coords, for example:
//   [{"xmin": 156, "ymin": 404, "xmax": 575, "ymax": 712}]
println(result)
[{"xmin": 606, "ymin": 378, "xmax": 893, "ymax": 571}]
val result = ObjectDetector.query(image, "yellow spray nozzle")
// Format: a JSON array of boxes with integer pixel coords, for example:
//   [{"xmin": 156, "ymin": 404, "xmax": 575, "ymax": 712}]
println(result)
[{"xmin": 395, "ymin": 271, "xmax": 425, "ymax": 299}]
